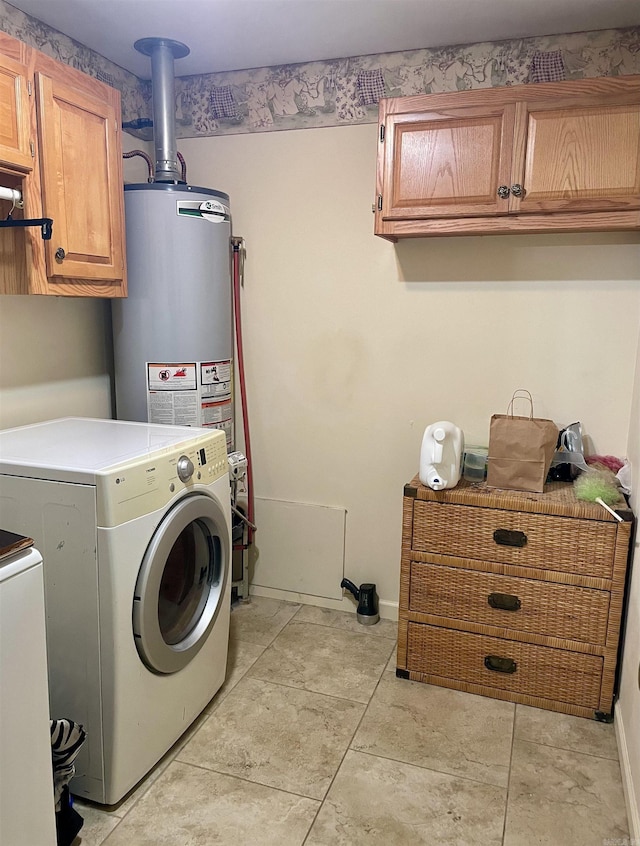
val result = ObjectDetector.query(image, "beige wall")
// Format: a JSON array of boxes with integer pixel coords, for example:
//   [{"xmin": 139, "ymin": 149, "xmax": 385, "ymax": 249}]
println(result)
[
  {"xmin": 0, "ymin": 293, "xmax": 112, "ymax": 428},
  {"xmin": 179, "ymin": 123, "xmax": 640, "ymax": 608}
]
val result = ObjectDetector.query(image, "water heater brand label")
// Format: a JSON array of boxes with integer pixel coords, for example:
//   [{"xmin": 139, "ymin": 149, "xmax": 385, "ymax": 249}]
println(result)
[
  {"xmin": 176, "ymin": 200, "xmax": 230, "ymax": 222},
  {"xmin": 146, "ymin": 360, "xmax": 233, "ymax": 448}
]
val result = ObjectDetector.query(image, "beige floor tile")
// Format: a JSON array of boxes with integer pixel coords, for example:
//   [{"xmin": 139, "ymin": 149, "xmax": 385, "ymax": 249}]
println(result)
[
  {"xmin": 305, "ymin": 750, "xmax": 506, "ymax": 845},
  {"xmin": 248, "ymin": 620, "xmax": 395, "ymax": 703},
  {"xmin": 178, "ymin": 676, "xmax": 365, "ymax": 799},
  {"xmin": 294, "ymin": 604, "xmax": 398, "ymax": 639},
  {"xmin": 385, "ymin": 648, "xmax": 399, "ymax": 673},
  {"xmin": 503, "ymin": 738, "xmax": 629, "ymax": 846},
  {"xmin": 66, "ymin": 599, "xmax": 629, "ymax": 845},
  {"xmin": 352, "ymin": 676, "xmax": 514, "ymax": 787},
  {"xmin": 514, "ymin": 704, "xmax": 619, "ymax": 759},
  {"xmin": 230, "ymin": 595, "xmax": 301, "ymax": 646},
  {"xmin": 101, "ymin": 761, "xmax": 319, "ymax": 846},
  {"xmin": 206, "ymin": 636, "xmax": 266, "ymax": 712},
  {"xmin": 70, "ymin": 800, "xmax": 122, "ymax": 845}
]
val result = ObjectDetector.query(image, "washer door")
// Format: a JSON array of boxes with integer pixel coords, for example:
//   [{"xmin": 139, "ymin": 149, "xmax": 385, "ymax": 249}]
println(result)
[{"xmin": 133, "ymin": 493, "xmax": 229, "ymax": 674}]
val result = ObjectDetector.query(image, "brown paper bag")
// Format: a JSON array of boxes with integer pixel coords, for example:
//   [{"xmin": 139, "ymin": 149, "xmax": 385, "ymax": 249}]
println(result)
[{"xmin": 487, "ymin": 390, "xmax": 558, "ymax": 493}]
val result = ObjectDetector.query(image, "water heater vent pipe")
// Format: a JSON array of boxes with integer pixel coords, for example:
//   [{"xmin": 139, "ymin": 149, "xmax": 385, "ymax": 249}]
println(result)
[{"xmin": 134, "ymin": 37, "xmax": 189, "ymax": 183}]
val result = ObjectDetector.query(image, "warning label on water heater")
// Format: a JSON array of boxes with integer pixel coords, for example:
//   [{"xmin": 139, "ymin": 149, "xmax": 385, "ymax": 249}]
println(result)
[
  {"xmin": 146, "ymin": 360, "xmax": 233, "ymax": 448},
  {"xmin": 201, "ymin": 360, "xmax": 232, "ymax": 398},
  {"xmin": 148, "ymin": 364, "xmax": 197, "ymax": 391}
]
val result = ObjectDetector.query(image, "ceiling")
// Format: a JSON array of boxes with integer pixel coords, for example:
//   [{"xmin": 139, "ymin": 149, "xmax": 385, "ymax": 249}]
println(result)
[{"xmin": 7, "ymin": 0, "xmax": 640, "ymax": 79}]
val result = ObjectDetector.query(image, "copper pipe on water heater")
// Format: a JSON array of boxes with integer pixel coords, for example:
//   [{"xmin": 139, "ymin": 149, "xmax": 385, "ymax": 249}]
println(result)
[
  {"xmin": 122, "ymin": 150, "xmax": 154, "ymax": 181},
  {"xmin": 176, "ymin": 151, "xmax": 187, "ymax": 183}
]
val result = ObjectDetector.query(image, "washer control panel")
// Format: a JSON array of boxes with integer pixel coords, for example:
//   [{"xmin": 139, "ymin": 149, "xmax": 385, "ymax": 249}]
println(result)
[
  {"xmin": 177, "ymin": 455, "xmax": 195, "ymax": 482},
  {"xmin": 98, "ymin": 429, "xmax": 228, "ymax": 527}
]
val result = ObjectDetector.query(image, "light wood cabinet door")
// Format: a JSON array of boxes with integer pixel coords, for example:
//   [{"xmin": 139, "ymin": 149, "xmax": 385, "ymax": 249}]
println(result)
[
  {"xmin": 35, "ymin": 70, "xmax": 125, "ymax": 292},
  {"xmin": 0, "ymin": 52, "xmax": 32, "ymax": 172},
  {"xmin": 381, "ymin": 104, "xmax": 515, "ymax": 219},
  {"xmin": 511, "ymin": 97, "xmax": 640, "ymax": 215}
]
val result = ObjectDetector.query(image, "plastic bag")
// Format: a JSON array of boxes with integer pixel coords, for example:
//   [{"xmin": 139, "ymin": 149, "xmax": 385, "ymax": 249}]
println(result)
[{"xmin": 547, "ymin": 422, "xmax": 589, "ymax": 482}]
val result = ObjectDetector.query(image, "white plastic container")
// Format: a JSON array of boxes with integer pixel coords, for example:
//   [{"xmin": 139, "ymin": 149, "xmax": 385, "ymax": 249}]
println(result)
[{"xmin": 419, "ymin": 421, "xmax": 464, "ymax": 490}]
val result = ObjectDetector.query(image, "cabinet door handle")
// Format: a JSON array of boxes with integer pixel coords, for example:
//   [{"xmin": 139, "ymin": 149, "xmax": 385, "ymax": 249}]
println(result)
[
  {"xmin": 484, "ymin": 655, "xmax": 517, "ymax": 674},
  {"xmin": 497, "ymin": 185, "xmax": 510, "ymax": 199},
  {"xmin": 511, "ymin": 184, "xmax": 524, "ymax": 197},
  {"xmin": 55, "ymin": 247, "xmax": 66, "ymax": 261},
  {"xmin": 493, "ymin": 528, "xmax": 527, "ymax": 547},
  {"xmin": 488, "ymin": 592, "xmax": 521, "ymax": 611}
]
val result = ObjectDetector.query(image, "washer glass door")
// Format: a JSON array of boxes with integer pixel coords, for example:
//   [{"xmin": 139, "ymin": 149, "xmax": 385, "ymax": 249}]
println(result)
[{"xmin": 133, "ymin": 493, "xmax": 229, "ymax": 674}]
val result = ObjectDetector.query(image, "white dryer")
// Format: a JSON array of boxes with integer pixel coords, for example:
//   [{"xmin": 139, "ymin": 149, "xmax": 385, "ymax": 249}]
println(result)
[{"xmin": 0, "ymin": 418, "xmax": 231, "ymax": 805}]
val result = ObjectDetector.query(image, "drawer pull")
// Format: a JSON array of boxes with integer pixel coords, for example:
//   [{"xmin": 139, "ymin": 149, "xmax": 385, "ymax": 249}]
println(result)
[
  {"xmin": 493, "ymin": 528, "xmax": 527, "ymax": 547},
  {"xmin": 484, "ymin": 655, "xmax": 518, "ymax": 674},
  {"xmin": 488, "ymin": 592, "xmax": 521, "ymax": 611}
]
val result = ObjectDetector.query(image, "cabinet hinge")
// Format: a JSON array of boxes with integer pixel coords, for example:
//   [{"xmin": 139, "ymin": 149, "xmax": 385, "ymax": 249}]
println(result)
[
  {"xmin": 379, "ymin": 125, "xmax": 385, "ymax": 142},
  {"xmin": 27, "ymin": 80, "xmax": 32, "ymax": 96},
  {"xmin": 377, "ymin": 194, "xmax": 383, "ymax": 211}
]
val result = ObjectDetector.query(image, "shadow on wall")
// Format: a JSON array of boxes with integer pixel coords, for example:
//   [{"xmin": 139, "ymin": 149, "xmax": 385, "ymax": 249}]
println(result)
[{"xmin": 395, "ymin": 233, "xmax": 640, "ymax": 284}]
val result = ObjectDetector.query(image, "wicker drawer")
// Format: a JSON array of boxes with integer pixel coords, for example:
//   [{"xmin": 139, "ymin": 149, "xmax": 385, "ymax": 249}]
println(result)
[
  {"xmin": 409, "ymin": 562, "xmax": 610, "ymax": 644},
  {"xmin": 412, "ymin": 500, "xmax": 617, "ymax": 579},
  {"xmin": 407, "ymin": 623, "xmax": 603, "ymax": 708}
]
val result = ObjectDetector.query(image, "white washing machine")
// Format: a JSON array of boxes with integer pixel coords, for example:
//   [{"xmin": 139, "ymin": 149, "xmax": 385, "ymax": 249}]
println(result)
[{"xmin": 0, "ymin": 418, "xmax": 231, "ymax": 805}]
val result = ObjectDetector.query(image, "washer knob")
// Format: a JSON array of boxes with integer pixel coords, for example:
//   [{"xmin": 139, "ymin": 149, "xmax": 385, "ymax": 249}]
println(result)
[{"xmin": 177, "ymin": 455, "xmax": 195, "ymax": 482}]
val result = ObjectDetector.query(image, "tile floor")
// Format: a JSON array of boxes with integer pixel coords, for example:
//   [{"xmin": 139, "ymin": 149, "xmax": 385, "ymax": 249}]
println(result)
[{"xmin": 73, "ymin": 596, "xmax": 630, "ymax": 846}]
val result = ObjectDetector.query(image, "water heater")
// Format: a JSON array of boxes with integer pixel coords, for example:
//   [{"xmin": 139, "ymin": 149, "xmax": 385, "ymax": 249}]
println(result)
[
  {"xmin": 111, "ymin": 38, "xmax": 234, "ymax": 448},
  {"xmin": 112, "ymin": 184, "xmax": 233, "ymax": 446}
]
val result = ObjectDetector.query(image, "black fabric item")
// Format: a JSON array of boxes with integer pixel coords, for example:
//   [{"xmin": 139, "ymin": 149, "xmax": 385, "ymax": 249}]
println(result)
[{"xmin": 55, "ymin": 786, "xmax": 84, "ymax": 846}]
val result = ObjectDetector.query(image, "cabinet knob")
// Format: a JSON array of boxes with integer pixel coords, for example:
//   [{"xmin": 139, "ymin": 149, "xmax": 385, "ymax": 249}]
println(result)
[
  {"xmin": 55, "ymin": 247, "xmax": 66, "ymax": 261},
  {"xmin": 511, "ymin": 184, "xmax": 524, "ymax": 197},
  {"xmin": 497, "ymin": 185, "xmax": 510, "ymax": 199}
]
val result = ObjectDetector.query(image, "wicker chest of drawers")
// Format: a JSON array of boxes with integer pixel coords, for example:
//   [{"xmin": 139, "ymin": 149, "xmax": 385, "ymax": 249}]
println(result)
[{"xmin": 397, "ymin": 476, "xmax": 634, "ymax": 720}]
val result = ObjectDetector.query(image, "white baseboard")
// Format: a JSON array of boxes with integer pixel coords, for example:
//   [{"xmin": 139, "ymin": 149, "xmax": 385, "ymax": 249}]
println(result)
[
  {"xmin": 616, "ymin": 709, "xmax": 640, "ymax": 841},
  {"xmin": 248, "ymin": 584, "xmax": 399, "ymax": 621}
]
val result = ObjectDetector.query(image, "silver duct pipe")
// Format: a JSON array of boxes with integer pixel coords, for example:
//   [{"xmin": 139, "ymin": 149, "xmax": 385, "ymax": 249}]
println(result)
[{"xmin": 134, "ymin": 37, "xmax": 189, "ymax": 183}]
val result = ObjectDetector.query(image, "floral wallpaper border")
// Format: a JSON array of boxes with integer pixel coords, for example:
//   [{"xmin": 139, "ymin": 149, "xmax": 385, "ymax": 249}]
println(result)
[{"xmin": 1, "ymin": 0, "xmax": 639, "ymax": 140}]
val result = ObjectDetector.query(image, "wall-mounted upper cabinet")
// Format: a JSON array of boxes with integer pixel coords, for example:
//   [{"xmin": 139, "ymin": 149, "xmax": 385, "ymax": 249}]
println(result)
[
  {"xmin": 0, "ymin": 32, "xmax": 127, "ymax": 296},
  {"xmin": 0, "ymin": 49, "xmax": 32, "ymax": 173},
  {"xmin": 35, "ymin": 64, "xmax": 125, "ymax": 290},
  {"xmin": 374, "ymin": 76, "xmax": 640, "ymax": 240}
]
